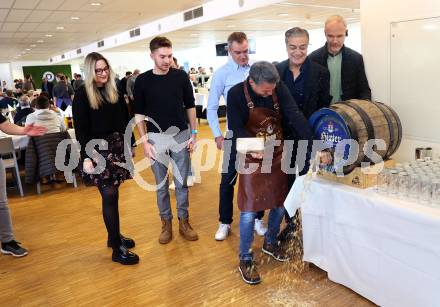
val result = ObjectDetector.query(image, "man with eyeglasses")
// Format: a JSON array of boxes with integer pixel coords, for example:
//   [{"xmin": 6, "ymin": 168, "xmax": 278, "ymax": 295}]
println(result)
[
  {"xmin": 207, "ymin": 32, "xmax": 267, "ymax": 241},
  {"xmin": 275, "ymin": 27, "xmax": 331, "ymax": 242},
  {"xmin": 309, "ymin": 15, "xmax": 371, "ymax": 103}
]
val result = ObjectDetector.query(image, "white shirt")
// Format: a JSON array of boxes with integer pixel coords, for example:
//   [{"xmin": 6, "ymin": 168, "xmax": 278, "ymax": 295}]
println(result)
[{"xmin": 25, "ymin": 109, "xmax": 66, "ymax": 134}]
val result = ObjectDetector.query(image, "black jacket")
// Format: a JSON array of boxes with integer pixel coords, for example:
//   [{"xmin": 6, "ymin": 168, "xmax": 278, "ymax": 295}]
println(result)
[
  {"xmin": 308, "ymin": 44, "xmax": 371, "ymax": 101},
  {"xmin": 118, "ymin": 77, "xmax": 128, "ymax": 95},
  {"xmin": 276, "ymin": 59, "xmax": 331, "ymax": 119},
  {"xmin": 227, "ymin": 80, "xmax": 313, "ymax": 176},
  {"xmin": 25, "ymin": 131, "xmax": 73, "ymax": 184},
  {"xmin": 14, "ymin": 107, "xmax": 34, "ymax": 125},
  {"xmin": 42, "ymin": 81, "xmax": 54, "ymax": 98},
  {"xmin": 226, "ymin": 80, "xmax": 313, "ymax": 142}
]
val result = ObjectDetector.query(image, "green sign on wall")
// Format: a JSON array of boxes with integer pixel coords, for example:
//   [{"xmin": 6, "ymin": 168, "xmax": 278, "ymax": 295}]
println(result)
[{"xmin": 22, "ymin": 64, "xmax": 72, "ymax": 89}]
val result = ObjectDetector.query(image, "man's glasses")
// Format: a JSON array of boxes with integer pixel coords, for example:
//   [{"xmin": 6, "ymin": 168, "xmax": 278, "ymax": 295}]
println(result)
[{"xmin": 95, "ymin": 66, "xmax": 109, "ymax": 75}]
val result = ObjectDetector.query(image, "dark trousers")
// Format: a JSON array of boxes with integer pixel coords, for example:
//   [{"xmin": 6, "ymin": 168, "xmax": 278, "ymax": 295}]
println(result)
[
  {"xmin": 127, "ymin": 97, "xmax": 135, "ymax": 118},
  {"xmin": 219, "ymin": 142, "xmax": 264, "ymax": 224}
]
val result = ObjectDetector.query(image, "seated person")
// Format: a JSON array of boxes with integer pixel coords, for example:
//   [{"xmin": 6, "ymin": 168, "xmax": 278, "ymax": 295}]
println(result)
[
  {"xmin": 39, "ymin": 91, "xmax": 63, "ymax": 117},
  {"xmin": 0, "ymin": 90, "xmax": 18, "ymax": 109},
  {"xmin": 25, "ymin": 95, "xmax": 66, "ymax": 133},
  {"xmin": 13, "ymin": 96, "xmax": 34, "ymax": 125}
]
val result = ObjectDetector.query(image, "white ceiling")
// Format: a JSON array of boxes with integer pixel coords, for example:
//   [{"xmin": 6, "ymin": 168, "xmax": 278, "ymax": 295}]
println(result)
[
  {"xmin": 110, "ymin": 0, "xmax": 360, "ymax": 53},
  {"xmin": 0, "ymin": 0, "xmax": 211, "ymax": 62},
  {"xmin": 0, "ymin": 0, "xmax": 359, "ymax": 62}
]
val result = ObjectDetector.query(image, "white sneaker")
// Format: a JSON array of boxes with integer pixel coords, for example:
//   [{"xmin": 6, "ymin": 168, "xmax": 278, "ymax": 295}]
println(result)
[
  {"xmin": 254, "ymin": 219, "xmax": 267, "ymax": 236},
  {"xmin": 215, "ymin": 223, "xmax": 231, "ymax": 241}
]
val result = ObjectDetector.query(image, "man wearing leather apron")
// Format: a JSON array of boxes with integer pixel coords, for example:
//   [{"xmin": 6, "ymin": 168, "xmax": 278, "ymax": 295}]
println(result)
[{"xmin": 227, "ymin": 61, "xmax": 313, "ymax": 284}]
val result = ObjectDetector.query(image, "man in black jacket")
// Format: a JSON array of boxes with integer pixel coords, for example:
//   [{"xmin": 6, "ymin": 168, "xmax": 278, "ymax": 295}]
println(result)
[
  {"xmin": 41, "ymin": 77, "xmax": 54, "ymax": 99},
  {"xmin": 118, "ymin": 71, "xmax": 132, "ymax": 97},
  {"xmin": 309, "ymin": 15, "xmax": 371, "ymax": 103},
  {"xmin": 276, "ymin": 27, "xmax": 331, "ymax": 119},
  {"xmin": 276, "ymin": 27, "xmax": 331, "ymax": 241}
]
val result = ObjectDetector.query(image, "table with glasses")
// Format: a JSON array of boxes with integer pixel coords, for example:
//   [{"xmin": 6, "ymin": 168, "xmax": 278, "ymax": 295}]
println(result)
[
  {"xmin": 377, "ymin": 159, "xmax": 440, "ymax": 205},
  {"xmin": 284, "ymin": 173, "xmax": 440, "ymax": 307}
]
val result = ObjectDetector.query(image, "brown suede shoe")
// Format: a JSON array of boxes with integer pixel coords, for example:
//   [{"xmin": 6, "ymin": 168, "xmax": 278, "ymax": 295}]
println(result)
[
  {"xmin": 238, "ymin": 260, "xmax": 261, "ymax": 285},
  {"xmin": 159, "ymin": 218, "xmax": 172, "ymax": 244},
  {"xmin": 178, "ymin": 218, "xmax": 198, "ymax": 241}
]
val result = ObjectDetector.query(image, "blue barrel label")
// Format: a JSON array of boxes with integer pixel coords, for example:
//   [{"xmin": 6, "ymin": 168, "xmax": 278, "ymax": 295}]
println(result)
[{"xmin": 309, "ymin": 108, "xmax": 353, "ymax": 173}]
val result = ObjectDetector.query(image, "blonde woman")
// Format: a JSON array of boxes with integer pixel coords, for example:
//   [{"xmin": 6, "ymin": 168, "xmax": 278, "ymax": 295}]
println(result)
[{"xmin": 72, "ymin": 52, "xmax": 138, "ymax": 265}]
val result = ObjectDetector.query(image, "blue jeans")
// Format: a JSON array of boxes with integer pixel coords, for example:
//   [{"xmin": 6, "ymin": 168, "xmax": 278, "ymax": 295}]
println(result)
[
  {"xmin": 219, "ymin": 137, "xmax": 264, "ymax": 224},
  {"xmin": 149, "ymin": 130, "xmax": 190, "ymax": 220},
  {"xmin": 239, "ymin": 206, "xmax": 285, "ymax": 261}
]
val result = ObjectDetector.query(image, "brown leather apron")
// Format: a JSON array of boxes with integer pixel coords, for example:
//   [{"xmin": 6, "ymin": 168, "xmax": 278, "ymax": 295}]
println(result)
[{"xmin": 237, "ymin": 82, "xmax": 288, "ymax": 212}]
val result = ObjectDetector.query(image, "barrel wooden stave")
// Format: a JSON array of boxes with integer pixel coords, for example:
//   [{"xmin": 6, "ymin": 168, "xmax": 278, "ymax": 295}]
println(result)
[{"xmin": 312, "ymin": 99, "xmax": 402, "ymax": 174}]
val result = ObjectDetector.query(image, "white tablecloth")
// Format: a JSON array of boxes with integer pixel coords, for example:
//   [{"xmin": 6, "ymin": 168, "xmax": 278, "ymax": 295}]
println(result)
[
  {"xmin": 284, "ymin": 175, "xmax": 440, "ymax": 307},
  {"xmin": 0, "ymin": 129, "xmax": 76, "ymax": 150},
  {"xmin": 194, "ymin": 92, "xmax": 225, "ymax": 111}
]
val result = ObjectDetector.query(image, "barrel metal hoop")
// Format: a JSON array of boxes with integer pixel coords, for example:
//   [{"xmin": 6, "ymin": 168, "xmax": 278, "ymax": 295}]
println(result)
[
  {"xmin": 381, "ymin": 102, "xmax": 402, "ymax": 156},
  {"xmin": 331, "ymin": 105, "xmax": 359, "ymax": 143},
  {"xmin": 338, "ymin": 101, "xmax": 376, "ymax": 146},
  {"xmin": 371, "ymin": 101, "xmax": 395, "ymax": 158}
]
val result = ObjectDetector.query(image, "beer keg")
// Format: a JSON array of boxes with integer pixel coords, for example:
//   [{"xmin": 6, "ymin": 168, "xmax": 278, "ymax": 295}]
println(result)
[{"xmin": 309, "ymin": 99, "xmax": 402, "ymax": 174}]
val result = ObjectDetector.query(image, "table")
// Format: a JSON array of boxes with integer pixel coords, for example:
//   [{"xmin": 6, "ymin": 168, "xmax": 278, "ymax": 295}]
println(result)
[
  {"xmin": 194, "ymin": 93, "xmax": 225, "ymax": 111},
  {"xmin": 0, "ymin": 129, "xmax": 76, "ymax": 150},
  {"xmin": 284, "ymin": 175, "xmax": 440, "ymax": 307}
]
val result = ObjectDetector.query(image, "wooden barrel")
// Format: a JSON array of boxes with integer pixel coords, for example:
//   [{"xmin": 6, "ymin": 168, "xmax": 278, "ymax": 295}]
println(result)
[{"xmin": 309, "ymin": 99, "xmax": 402, "ymax": 174}]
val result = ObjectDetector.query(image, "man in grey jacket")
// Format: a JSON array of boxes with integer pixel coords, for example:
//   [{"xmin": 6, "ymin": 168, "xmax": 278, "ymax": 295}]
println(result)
[{"xmin": 126, "ymin": 69, "xmax": 140, "ymax": 117}]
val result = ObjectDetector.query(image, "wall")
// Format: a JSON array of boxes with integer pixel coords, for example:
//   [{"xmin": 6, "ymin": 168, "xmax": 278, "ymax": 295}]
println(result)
[
  {"xmin": 10, "ymin": 60, "xmax": 50, "ymax": 80},
  {"xmin": 171, "ymin": 23, "xmax": 361, "ymax": 71},
  {"xmin": 254, "ymin": 22, "xmax": 361, "ymax": 63},
  {"xmin": 0, "ymin": 63, "xmax": 13, "ymax": 90},
  {"xmin": 1, "ymin": 61, "xmax": 49, "ymax": 89},
  {"xmin": 101, "ymin": 52, "xmax": 151, "ymax": 77},
  {"xmin": 361, "ymin": 0, "xmax": 440, "ymax": 161}
]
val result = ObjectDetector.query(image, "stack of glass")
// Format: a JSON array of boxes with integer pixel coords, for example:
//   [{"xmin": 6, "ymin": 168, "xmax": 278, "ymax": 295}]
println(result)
[{"xmin": 376, "ymin": 158, "xmax": 440, "ymax": 207}]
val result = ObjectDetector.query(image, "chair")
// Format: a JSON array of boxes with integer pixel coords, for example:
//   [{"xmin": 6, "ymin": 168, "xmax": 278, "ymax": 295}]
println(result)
[
  {"xmin": 25, "ymin": 131, "xmax": 78, "ymax": 194},
  {"xmin": 0, "ymin": 137, "xmax": 24, "ymax": 197}
]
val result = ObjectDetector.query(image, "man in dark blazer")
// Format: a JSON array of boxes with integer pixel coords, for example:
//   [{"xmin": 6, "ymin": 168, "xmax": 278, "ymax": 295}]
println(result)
[
  {"xmin": 276, "ymin": 27, "xmax": 331, "ymax": 119},
  {"xmin": 308, "ymin": 15, "xmax": 371, "ymax": 103},
  {"xmin": 276, "ymin": 27, "xmax": 331, "ymax": 242}
]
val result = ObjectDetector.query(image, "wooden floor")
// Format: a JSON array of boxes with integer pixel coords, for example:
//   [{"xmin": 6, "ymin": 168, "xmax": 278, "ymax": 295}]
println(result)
[{"xmin": 0, "ymin": 122, "xmax": 376, "ymax": 306}]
